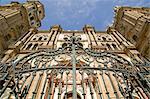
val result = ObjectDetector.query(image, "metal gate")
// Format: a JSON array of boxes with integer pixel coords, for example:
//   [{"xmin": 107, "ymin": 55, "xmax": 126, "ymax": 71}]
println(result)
[{"xmin": 0, "ymin": 35, "xmax": 150, "ymax": 99}]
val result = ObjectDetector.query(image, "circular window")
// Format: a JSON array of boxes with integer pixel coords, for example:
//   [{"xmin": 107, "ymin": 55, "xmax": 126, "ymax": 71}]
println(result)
[{"xmin": 62, "ymin": 43, "xmax": 67, "ymax": 48}]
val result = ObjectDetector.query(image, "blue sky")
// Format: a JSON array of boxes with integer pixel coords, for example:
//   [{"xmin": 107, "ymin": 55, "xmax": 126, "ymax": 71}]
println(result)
[{"xmin": 0, "ymin": 0, "xmax": 150, "ymax": 30}]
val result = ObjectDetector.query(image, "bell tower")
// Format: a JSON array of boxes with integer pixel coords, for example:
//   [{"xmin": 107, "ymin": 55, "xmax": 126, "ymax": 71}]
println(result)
[{"xmin": 0, "ymin": 0, "xmax": 45, "ymax": 58}]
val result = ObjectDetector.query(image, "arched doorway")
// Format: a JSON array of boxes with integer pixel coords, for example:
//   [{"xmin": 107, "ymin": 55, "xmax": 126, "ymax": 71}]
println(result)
[{"xmin": 63, "ymin": 92, "xmax": 81, "ymax": 99}]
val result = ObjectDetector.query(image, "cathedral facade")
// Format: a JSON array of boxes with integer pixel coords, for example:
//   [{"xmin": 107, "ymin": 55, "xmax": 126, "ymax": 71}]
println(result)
[{"xmin": 0, "ymin": 1, "xmax": 150, "ymax": 99}]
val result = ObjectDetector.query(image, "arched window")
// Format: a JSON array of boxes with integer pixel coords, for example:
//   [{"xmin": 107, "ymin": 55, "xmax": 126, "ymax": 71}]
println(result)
[
  {"xmin": 102, "ymin": 37, "xmax": 106, "ymax": 41},
  {"xmin": 106, "ymin": 43, "xmax": 111, "ymax": 50},
  {"xmin": 30, "ymin": 16, "xmax": 34, "ymax": 20},
  {"xmin": 98, "ymin": 37, "xmax": 101, "ymax": 40},
  {"xmin": 33, "ymin": 38, "xmax": 36, "ymax": 40},
  {"xmin": 29, "ymin": 13, "xmax": 31, "ymax": 16},
  {"xmin": 90, "ymin": 31, "xmax": 93, "ymax": 34},
  {"xmin": 38, "ymin": 37, "xmax": 42, "ymax": 41},
  {"xmin": 108, "ymin": 38, "xmax": 112, "ymax": 41},
  {"xmin": 26, "ymin": 43, "xmax": 32, "ymax": 50},
  {"xmin": 32, "ymin": 44, "xmax": 38, "ymax": 50},
  {"xmin": 112, "ymin": 43, "xmax": 117, "ymax": 50},
  {"xmin": 63, "ymin": 37, "xmax": 68, "ymax": 41},
  {"xmin": 7, "ymin": 34, "xmax": 11, "ymax": 40},
  {"xmin": 132, "ymin": 35, "xmax": 138, "ymax": 42},
  {"xmin": 44, "ymin": 38, "xmax": 47, "ymax": 40},
  {"xmin": 101, "ymin": 43, "xmax": 104, "ymax": 46}
]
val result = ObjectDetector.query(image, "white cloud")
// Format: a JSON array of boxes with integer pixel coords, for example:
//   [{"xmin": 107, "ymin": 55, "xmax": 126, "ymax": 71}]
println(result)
[
  {"xmin": 40, "ymin": 0, "xmax": 149, "ymax": 30},
  {"xmin": 42, "ymin": 0, "xmax": 102, "ymax": 20}
]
